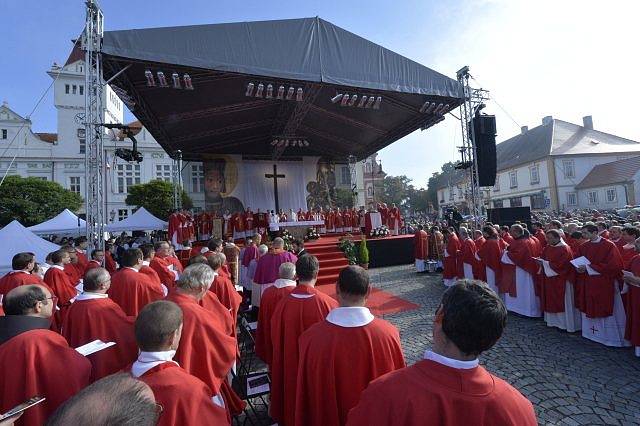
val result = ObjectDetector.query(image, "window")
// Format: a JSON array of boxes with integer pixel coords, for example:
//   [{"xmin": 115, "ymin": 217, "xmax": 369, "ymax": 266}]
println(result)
[
  {"xmin": 530, "ymin": 193, "xmax": 545, "ymax": 209},
  {"xmin": 79, "ymin": 85, "xmax": 84, "ymax": 95},
  {"xmin": 69, "ymin": 177, "xmax": 81, "ymax": 194},
  {"xmin": 606, "ymin": 188, "xmax": 617, "ymax": 203},
  {"xmin": 155, "ymin": 164, "xmax": 172, "ymax": 182},
  {"xmin": 191, "ymin": 165, "xmax": 204, "ymax": 192},
  {"xmin": 72, "ymin": 85, "xmax": 77, "ymax": 95},
  {"xmin": 1, "ymin": 129, "xmax": 6, "ymax": 139},
  {"xmin": 493, "ymin": 199, "xmax": 504, "ymax": 208},
  {"xmin": 529, "ymin": 165, "xmax": 540, "ymax": 184},
  {"xmin": 340, "ymin": 167, "xmax": 350, "ymax": 185},
  {"xmin": 588, "ymin": 191, "xmax": 598, "ymax": 205},
  {"xmin": 493, "ymin": 176, "xmax": 500, "ymax": 192},
  {"xmin": 566, "ymin": 192, "xmax": 577, "ymax": 206},
  {"xmin": 509, "ymin": 197, "xmax": 522, "ymax": 207},
  {"xmin": 79, "ymin": 138, "xmax": 86, "ymax": 154},
  {"xmin": 509, "ymin": 171, "xmax": 518, "ymax": 188},
  {"xmin": 77, "ymin": 128, "xmax": 85, "ymax": 138},
  {"xmin": 367, "ymin": 186, "xmax": 373, "ymax": 197},
  {"xmin": 448, "ymin": 188, "xmax": 454, "ymax": 201},
  {"xmin": 116, "ymin": 164, "xmax": 141, "ymax": 193},
  {"xmin": 65, "ymin": 84, "xmax": 70, "ymax": 94},
  {"xmin": 118, "ymin": 209, "xmax": 129, "ymax": 221},
  {"xmin": 563, "ymin": 160, "xmax": 575, "ymax": 179}
]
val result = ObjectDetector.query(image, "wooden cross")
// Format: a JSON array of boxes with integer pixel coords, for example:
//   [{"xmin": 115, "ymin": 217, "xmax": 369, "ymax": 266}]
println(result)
[
  {"xmin": 590, "ymin": 325, "xmax": 598, "ymax": 334},
  {"xmin": 265, "ymin": 164, "xmax": 285, "ymax": 213}
]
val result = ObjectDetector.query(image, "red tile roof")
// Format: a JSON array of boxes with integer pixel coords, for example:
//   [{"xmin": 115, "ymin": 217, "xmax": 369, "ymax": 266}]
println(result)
[{"xmin": 35, "ymin": 133, "xmax": 58, "ymax": 143}]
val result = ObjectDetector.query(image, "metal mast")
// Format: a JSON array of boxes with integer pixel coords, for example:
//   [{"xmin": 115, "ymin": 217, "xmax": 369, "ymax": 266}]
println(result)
[
  {"xmin": 83, "ymin": 0, "xmax": 105, "ymax": 252},
  {"xmin": 456, "ymin": 66, "xmax": 489, "ymax": 229},
  {"xmin": 172, "ymin": 150, "xmax": 183, "ymax": 210}
]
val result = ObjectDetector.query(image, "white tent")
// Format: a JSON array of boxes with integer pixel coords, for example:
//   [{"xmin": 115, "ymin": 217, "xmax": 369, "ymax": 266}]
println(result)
[
  {"xmin": 105, "ymin": 207, "xmax": 168, "ymax": 232},
  {"xmin": 27, "ymin": 209, "xmax": 86, "ymax": 236},
  {"xmin": 0, "ymin": 220, "xmax": 60, "ymax": 275}
]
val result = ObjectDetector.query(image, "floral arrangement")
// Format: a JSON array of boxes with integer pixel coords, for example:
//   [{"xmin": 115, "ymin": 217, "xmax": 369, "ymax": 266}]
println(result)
[
  {"xmin": 304, "ymin": 227, "xmax": 320, "ymax": 241},
  {"xmin": 280, "ymin": 229, "xmax": 293, "ymax": 251},
  {"xmin": 370, "ymin": 225, "xmax": 390, "ymax": 238},
  {"xmin": 338, "ymin": 235, "xmax": 358, "ymax": 265}
]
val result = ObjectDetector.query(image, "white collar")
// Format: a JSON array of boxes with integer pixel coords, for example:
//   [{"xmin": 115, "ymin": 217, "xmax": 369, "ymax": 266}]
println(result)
[
  {"xmin": 131, "ymin": 350, "xmax": 178, "ymax": 378},
  {"xmin": 51, "ymin": 265, "xmax": 65, "ymax": 271},
  {"xmin": 89, "ymin": 260, "xmax": 100, "ymax": 264},
  {"xmin": 551, "ymin": 239, "xmax": 568, "ymax": 247},
  {"xmin": 10, "ymin": 270, "xmax": 29, "ymax": 275},
  {"xmin": 424, "ymin": 350, "xmax": 479, "ymax": 369},
  {"xmin": 76, "ymin": 292, "xmax": 109, "ymax": 301},
  {"xmin": 326, "ymin": 307, "xmax": 374, "ymax": 328},
  {"xmin": 125, "ymin": 267, "xmax": 139, "ymax": 273},
  {"xmin": 592, "ymin": 236, "xmax": 602, "ymax": 243},
  {"xmin": 142, "ymin": 260, "xmax": 150, "ymax": 266},
  {"xmin": 623, "ymin": 243, "xmax": 635, "ymax": 250},
  {"xmin": 273, "ymin": 278, "xmax": 296, "ymax": 289}
]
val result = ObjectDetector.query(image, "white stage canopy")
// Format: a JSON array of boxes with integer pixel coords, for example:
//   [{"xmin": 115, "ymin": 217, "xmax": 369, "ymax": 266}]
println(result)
[
  {"xmin": 0, "ymin": 220, "xmax": 60, "ymax": 275},
  {"xmin": 105, "ymin": 207, "xmax": 168, "ymax": 233},
  {"xmin": 27, "ymin": 209, "xmax": 86, "ymax": 236}
]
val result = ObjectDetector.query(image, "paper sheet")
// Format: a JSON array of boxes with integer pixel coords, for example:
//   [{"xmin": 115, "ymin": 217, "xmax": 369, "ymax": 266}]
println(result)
[
  {"xmin": 75, "ymin": 340, "xmax": 116, "ymax": 356},
  {"xmin": 246, "ymin": 373, "xmax": 270, "ymax": 396},
  {"xmin": 541, "ymin": 259, "xmax": 558, "ymax": 277},
  {"xmin": 474, "ymin": 253, "xmax": 481, "ymax": 261},
  {"xmin": 585, "ymin": 265, "xmax": 600, "ymax": 276},
  {"xmin": 570, "ymin": 256, "xmax": 590, "ymax": 268},
  {"xmin": 501, "ymin": 251, "xmax": 514, "ymax": 265}
]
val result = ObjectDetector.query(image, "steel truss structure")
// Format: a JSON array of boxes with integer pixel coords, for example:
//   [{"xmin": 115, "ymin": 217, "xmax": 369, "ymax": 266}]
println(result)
[
  {"xmin": 83, "ymin": 0, "xmax": 106, "ymax": 252},
  {"xmin": 456, "ymin": 66, "xmax": 489, "ymax": 228}
]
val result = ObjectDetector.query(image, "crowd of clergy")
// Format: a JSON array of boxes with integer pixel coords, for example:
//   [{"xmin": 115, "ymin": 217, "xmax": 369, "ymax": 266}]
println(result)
[
  {"xmin": 413, "ymin": 217, "xmax": 640, "ymax": 356},
  {"xmin": 0, "ymin": 226, "xmax": 538, "ymax": 425}
]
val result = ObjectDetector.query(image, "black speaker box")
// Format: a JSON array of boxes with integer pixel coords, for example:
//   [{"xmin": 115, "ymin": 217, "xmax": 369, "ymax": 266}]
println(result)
[
  {"xmin": 473, "ymin": 115, "xmax": 497, "ymax": 187},
  {"xmin": 487, "ymin": 207, "xmax": 532, "ymax": 230}
]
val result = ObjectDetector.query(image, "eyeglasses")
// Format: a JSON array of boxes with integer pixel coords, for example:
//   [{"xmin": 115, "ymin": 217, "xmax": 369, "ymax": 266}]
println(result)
[
  {"xmin": 42, "ymin": 295, "xmax": 58, "ymax": 306},
  {"xmin": 154, "ymin": 403, "xmax": 164, "ymax": 420}
]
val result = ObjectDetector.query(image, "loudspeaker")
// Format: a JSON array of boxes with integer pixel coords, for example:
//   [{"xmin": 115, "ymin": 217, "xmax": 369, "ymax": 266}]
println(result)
[
  {"xmin": 487, "ymin": 207, "xmax": 531, "ymax": 230},
  {"xmin": 473, "ymin": 115, "xmax": 497, "ymax": 187}
]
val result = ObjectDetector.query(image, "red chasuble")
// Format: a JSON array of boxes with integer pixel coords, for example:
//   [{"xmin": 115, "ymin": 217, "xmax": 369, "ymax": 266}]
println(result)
[
  {"xmin": 75, "ymin": 250, "xmax": 89, "ymax": 271},
  {"xmin": 104, "ymin": 251, "xmax": 117, "ymax": 274},
  {"xmin": 43, "ymin": 266, "xmax": 78, "ymax": 325},
  {"xmin": 108, "ymin": 268, "xmax": 164, "ymax": 316},
  {"xmin": 0, "ymin": 328, "xmax": 91, "ymax": 426},
  {"xmin": 255, "ymin": 284, "xmax": 295, "ymax": 365},
  {"xmin": 198, "ymin": 291, "xmax": 235, "ymax": 336},
  {"xmin": 269, "ymin": 285, "xmax": 338, "ymax": 426},
  {"xmin": 150, "ymin": 256, "xmax": 178, "ymax": 287},
  {"xmin": 624, "ymin": 254, "xmax": 640, "ymax": 346},
  {"xmin": 540, "ymin": 243, "xmax": 574, "ymax": 313},
  {"xmin": 64, "ymin": 263, "xmax": 81, "ymax": 285},
  {"xmin": 137, "ymin": 362, "xmax": 230, "ymax": 426},
  {"xmin": 477, "ymin": 238, "xmax": 503, "ymax": 286},
  {"xmin": 210, "ymin": 274, "xmax": 242, "ymax": 335},
  {"xmin": 140, "ymin": 264, "xmax": 162, "ymax": 287},
  {"xmin": 61, "ymin": 296, "xmax": 137, "ymax": 381},
  {"xmin": 84, "ymin": 260, "xmax": 101, "ymax": 275},
  {"xmin": 165, "ymin": 291, "xmax": 236, "ymax": 393},
  {"xmin": 295, "ymin": 316, "xmax": 406, "ymax": 426},
  {"xmin": 534, "ymin": 229, "xmax": 547, "ymax": 248},
  {"xmin": 442, "ymin": 234, "xmax": 460, "ymax": 280},
  {"xmin": 456, "ymin": 238, "xmax": 477, "ymax": 278},
  {"xmin": 413, "ymin": 230, "xmax": 429, "ymax": 260},
  {"xmin": 346, "ymin": 359, "xmax": 537, "ymax": 426},
  {"xmin": 502, "ymin": 237, "xmax": 537, "ymax": 297},
  {"xmin": 576, "ymin": 238, "xmax": 623, "ymax": 318},
  {"xmin": 0, "ymin": 271, "xmax": 50, "ymax": 296}
]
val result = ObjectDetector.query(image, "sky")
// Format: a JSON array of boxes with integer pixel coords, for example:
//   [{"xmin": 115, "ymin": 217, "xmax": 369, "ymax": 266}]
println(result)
[{"xmin": 1, "ymin": 0, "xmax": 639, "ymax": 187}]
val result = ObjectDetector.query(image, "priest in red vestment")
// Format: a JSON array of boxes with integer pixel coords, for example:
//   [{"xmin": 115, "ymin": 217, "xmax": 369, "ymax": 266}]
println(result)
[
  {"xmin": 0, "ymin": 252, "xmax": 51, "ymax": 296},
  {"xmin": 150, "ymin": 241, "xmax": 179, "ymax": 288},
  {"xmin": 130, "ymin": 301, "xmax": 230, "ymax": 425},
  {"xmin": 165, "ymin": 264, "xmax": 237, "ymax": 409},
  {"xmin": 168, "ymin": 211, "xmax": 182, "ymax": 247},
  {"xmin": 575, "ymin": 224, "xmax": 626, "ymax": 346},
  {"xmin": 623, "ymin": 239, "xmax": 640, "ymax": 357},
  {"xmin": 140, "ymin": 244, "xmax": 164, "ymax": 291},
  {"xmin": 108, "ymin": 248, "xmax": 164, "ymax": 316},
  {"xmin": 442, "ymin": 228, "xmax": 460, "ymax": 287},
  {"xmin": 104, "ymin": 243, "xmax": 118, "ymax": 274},
  {"xmin": 501, "ymin": 225, "xmax": 541, "ymax": 318},
  {"xmin": 252, "ymin": 237, "xmax": 297, "ymax": 307},
  {"xmin": 477, "ymin": 226, "xmax": 503, "ymax": 297},
  {"xmin": 269, "ymin": 255, "xmax": 338, "ymax": 426},
  {"xmin": 0, "ymin": 285, "xmax": 91, "ymax": 426},
  {"xmin": 532, "ymin": 222, "xmax": 547, "ymax": 249},
  {"xmin": 296, "ymin": 266, "xmax": 405, "ymax": 426},
  {"xmin": 597, "ymin": 222, "xmax": 610, "ymax": 240},
  {"xmin": 387, "ymin": 203, "xmax": 402, "ymax": 236},
  {"xmin": 62, "ymin": 268, "xmax": 138, "ymax": 382},
  {"xmin": 500, "ymin": 226, "xmax": 515, "ymax": 245},
  {"xmin": 74, "ymin": 236, "xmax": 90, "ymax": 272},
  {"xmin": 347, "ymin": 280, "xmax": 536, "ymax": 426},
  {"xmin": 83, "ymin": 249, "xmax": 104, "ymax": 275},
  {"xmin": 255, "ymin": 262, "xmax": 297, "ymax": 365},
  {"xmin": 43, "ymin": 249, "xmax": 79, "ymax": 323},
  {"xmin": 63, "ymin": 249, "xmax": 82, "ymax": 287},
  {"xmin": 207, "ymin": 253, "xmax": 242, "ymax": 336},
  {"xmin": 413, "ymin": 225, "xmax": 429, "ymax": 272},
  {"xmin": 456, "ymin": 228, "xmax": 477, "ymax": 280},
  {"xmin": 538, "ymin": 230, "xmax": 580, "ymax": 332},
  {"xmin": 619, "ymin": 226, "xmax": 640, "ymax": 267}
]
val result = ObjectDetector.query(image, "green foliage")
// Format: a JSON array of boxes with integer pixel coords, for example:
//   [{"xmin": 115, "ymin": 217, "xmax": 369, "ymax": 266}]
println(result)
[
  {"xmin": 426, "ymin": 162, "xmax": 457, "ymax": 209},
  {"xmin": 358, "ymin": 235, "xmax": 370, "ymax": 264},
  {"xmin": 125, "ymin": 179, "xmax": 193, "ymax": 220},
  {"xmin": 335, "ymin": 187, "xmax": 355, "ymax": 209},
  {"xmin": 0, "ymin": 175, "xmax": 83, "ymax": 226},
  {"xmin": 339, "ymin": 238, "xmax": 358, "ymax": 265},
  {"xmin": 380, "ymin": 175, "xmax": 412, "ymax": 208}
]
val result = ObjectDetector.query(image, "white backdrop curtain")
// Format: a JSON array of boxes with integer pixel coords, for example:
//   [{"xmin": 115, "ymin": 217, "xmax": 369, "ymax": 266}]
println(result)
[{"xmin": 240, "ymin": 161, "xmax": 307, "ymax": 212}]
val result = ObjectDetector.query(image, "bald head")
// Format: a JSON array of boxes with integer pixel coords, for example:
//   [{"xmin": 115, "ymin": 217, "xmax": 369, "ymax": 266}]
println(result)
[
  {"xmin": 135, "ymin": 301, "xmax": 183, "ymax": 352},
  {"xmin": 83, "ymin": 267, "xmax": 111, "ymax": 293},
  {"xmin": 510, "ymin": 224, "xmax": 524, "ymax": 238}
]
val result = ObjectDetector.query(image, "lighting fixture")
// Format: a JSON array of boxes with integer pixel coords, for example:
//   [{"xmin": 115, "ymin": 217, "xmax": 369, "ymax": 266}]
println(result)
[
  {"xmin": 296, "ymin": 88, "xmax": 303, "ymax": 102},
  {"xmin": 255, "ymin": 83, "xmax": 264, "ymax": 98},
  {"xmin": 245, "ymin": 82, "xmax": 254, "ymax": 97},
  {"xmin": 277, "ymin": 86, "xmax": 285, "ymax": 100},
  {"xmin": 157, "ymin": 71, "xmax": 168, "ymax": 87},
  {"xmin": 331, "ymin": 93, "xmax": 344, "ymax": 103},
  {"xmin": 286, "ymin": 87, "xmax": 295, "ymax": 100},
  {"xmin": 419, "ymin": 101, "xmax": 430, "ymax": 113},
  {"xmin": 424, "ymin": 103, "xmax": 436, "ymax": 114},
  {"xmin": 183, "ymin": 74, "xmax": 193, "ymax": 90},
  {"xmin": 266, "ymin": 84, "xmax": 274, "ymax": 99},
  {"xmin": 365, "ymin": 97, "xmax": 375, "ymax": 108},
  {"xmin": 144, "ymin": 70, "xmax": 155, "ymax": 87},
  {"xmin": 357, "ymin": 96, "xmax": 368, "ymax": 107},
  {"xmin": 433, "ymin": 103, "xmax": 444, "ymax": 114},
  {"xmin": 341, "ymin": 94, "xmax": 350, "ymax": 106},
  {"xmin": 172, "ymin": 73, "xmax": 181, "ymax": 89},
  {"xmin": 373, "ymin": 96, "xmax": 382, "ymax": 110},
  {"xmin": 348, "ymin": 94, "xmax": 358, "ymax": 106}
]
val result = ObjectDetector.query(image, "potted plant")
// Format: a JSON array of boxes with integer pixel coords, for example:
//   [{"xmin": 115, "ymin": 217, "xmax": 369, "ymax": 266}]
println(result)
[{"xmin": 358, "ymin": 235, "xmax": 370, "ymax": 269}]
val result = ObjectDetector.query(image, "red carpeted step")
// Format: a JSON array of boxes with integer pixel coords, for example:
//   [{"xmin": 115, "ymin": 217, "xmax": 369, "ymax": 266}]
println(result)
[
  {"xmin": 317, "ymin": 258, "xmax": 349, "ymax": 268},
  {"xmin": 316, "ymin": 273, "xmax": 340, "ymax": 286}
]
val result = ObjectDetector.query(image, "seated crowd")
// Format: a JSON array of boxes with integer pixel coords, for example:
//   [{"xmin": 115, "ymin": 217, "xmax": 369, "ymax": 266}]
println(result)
[{"xmin": 0, "ymin": 231, "xmax": 540, "ymax": 425}]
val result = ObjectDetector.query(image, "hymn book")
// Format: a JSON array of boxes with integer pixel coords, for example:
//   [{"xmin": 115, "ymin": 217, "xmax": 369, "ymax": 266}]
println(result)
[{"xmin": 75, "ymin": 340, "xmax": 116, "ymax": 356}]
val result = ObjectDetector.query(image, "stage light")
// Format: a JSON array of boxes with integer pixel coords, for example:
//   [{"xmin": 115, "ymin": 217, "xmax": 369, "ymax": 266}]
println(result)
[
  {"xmin": 303, "ymin": 140, "xmax": 309, "ymax": 147},
  {"xmin": 373, "ymin": 96, "xmax": 382, "ymax": 110},
  {"xmin": 183, "ymin": 74, "xmax": 193, "ymax": 90},
  {"xmin": 144, "ymin": 70, "xmax": 155, "ymax": 87},
  {"xmin": 172, "ymin": 72, "xmax": 181, "ymax": 89},
  {"xmin": 348, "ymin": 94, "xmax": 358, "ymax": 106},
  {"xmin": 271, "ymin": 139, "xmax": 278, "ymax": 146},
  {"xmin": 284, "ymin": 140, "xmax": 290, "ymax": 147},
  {"xmin": 157, "ymin": 71, "xmax": 168, "ymax": 87},
  {"xmin": 425, "ymin": 103, "xmax": 436, "ymax": 114},
  {"xmin": 357, "ymin": 96, "xmax": 368, "ymax": 108},
  {"xmin": 341, "ymin": 94, "xmax": 350, "ymax": 106},
  {"xmin": 277, "ymin": 140, "xmax": 285, "ymax": 147},
  {"xmin": 296, "ymin": 88, "xmax": 303, "ymax": 102},
  {"xmin": 286, "ymin": 87, "xmax": 295, "ymax": 100},
  {"xmin": 277, "ymin": 85, "xmax": 285, "ymax": 100},
  {"xmin": 245, "ymin": 82, "xmax": 255, "ymax": 97},
  {"xmin": 433, "ymin": 103, "xmax": 444, "ymax": 114},
  {"xmin": 266, "ymin": 84, "xmax": 274, "ymax": 99},
  {"xmin": 419, "ymin": 101, "xmax": 430, "ymax": 113},
  {"xmin": 255, "ymin": 83, "xmax": 264, "ymax": 98},
  {"xmin": 365, "ymin": 96, "xmax": 375, "ymax": 108},
  {"xmin": 331, "ymin": 93, "xmax": 344, "ymax": 103}
]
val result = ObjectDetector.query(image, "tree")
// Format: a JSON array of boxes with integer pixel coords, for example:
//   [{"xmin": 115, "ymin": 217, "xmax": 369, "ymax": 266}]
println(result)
[
  {"xmin": 125, "ymin": 179, "xmax": 193, "ymax": 220},
  {"xmin": 380, "ymin": 175, "xmax": 412, "ymax": 208},
  {"xmin": 334, "ymin": 188, "xmax": 355, "ymax": 209},
  {"xmin": 426, "ymin": 161, "xmax": 457, "ymax": 209},
  {"xmin": 0, "ymin": 175, "xmax": 83, "ymax": 226}
]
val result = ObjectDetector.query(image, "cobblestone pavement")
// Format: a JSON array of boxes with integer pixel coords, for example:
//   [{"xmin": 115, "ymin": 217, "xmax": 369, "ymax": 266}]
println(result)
[{"xmin": 370, "ymin": 265, "xmax": 640, "ymax": 426}]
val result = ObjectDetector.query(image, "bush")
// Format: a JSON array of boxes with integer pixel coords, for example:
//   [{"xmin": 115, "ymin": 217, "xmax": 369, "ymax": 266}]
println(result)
[{"xmin": 358, "ymin": 235, "xmax": 370, "ymax": 264}]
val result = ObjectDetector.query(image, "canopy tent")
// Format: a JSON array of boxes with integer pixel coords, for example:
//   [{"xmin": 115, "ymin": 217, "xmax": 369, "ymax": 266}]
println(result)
[
  {"xmin": 100, "ymin": 17, "xmax": 463, "ymax": 161},
  {"xmin": 27, "ymin": 208, "xmax": 86, "ymax": 236},
  {"xmin": 0, "ymin": 221, "xmax": 60, "ymax": 275},
  {"xmin": 105, "ymin": 207, "xmax": 168, "ymax": 233}
]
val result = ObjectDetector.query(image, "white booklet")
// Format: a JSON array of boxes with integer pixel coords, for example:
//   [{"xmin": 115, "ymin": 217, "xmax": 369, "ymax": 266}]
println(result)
[
  {"xmin": 75, "ymin": 340, "xmax": 116, "ymax": 356},
  {"xmin": 501, "ymin": 251, "xmax": 514, "ymax": 265},
  {"xmin": 570, "ymin": 256, "xmax": 590, "ymax": 268}
]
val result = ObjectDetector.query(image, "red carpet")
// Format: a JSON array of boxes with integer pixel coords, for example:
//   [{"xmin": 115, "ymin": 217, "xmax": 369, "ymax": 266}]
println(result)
[{"xmin": 316, "ymin": 285, "xmax": 419, "ymax": 317}]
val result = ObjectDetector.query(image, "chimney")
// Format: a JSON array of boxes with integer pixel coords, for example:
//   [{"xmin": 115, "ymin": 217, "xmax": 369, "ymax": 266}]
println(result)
[
  {"xmin": 521, "ymin": 126, "xmax": 528, "ymax": 134},
  {"xmin": 583, "ymin": 115, "xmax": 593, "ymax": 130},
  {"xmin": 542, "ymin": 116, "xmax": 553, "ymax": 125}
]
